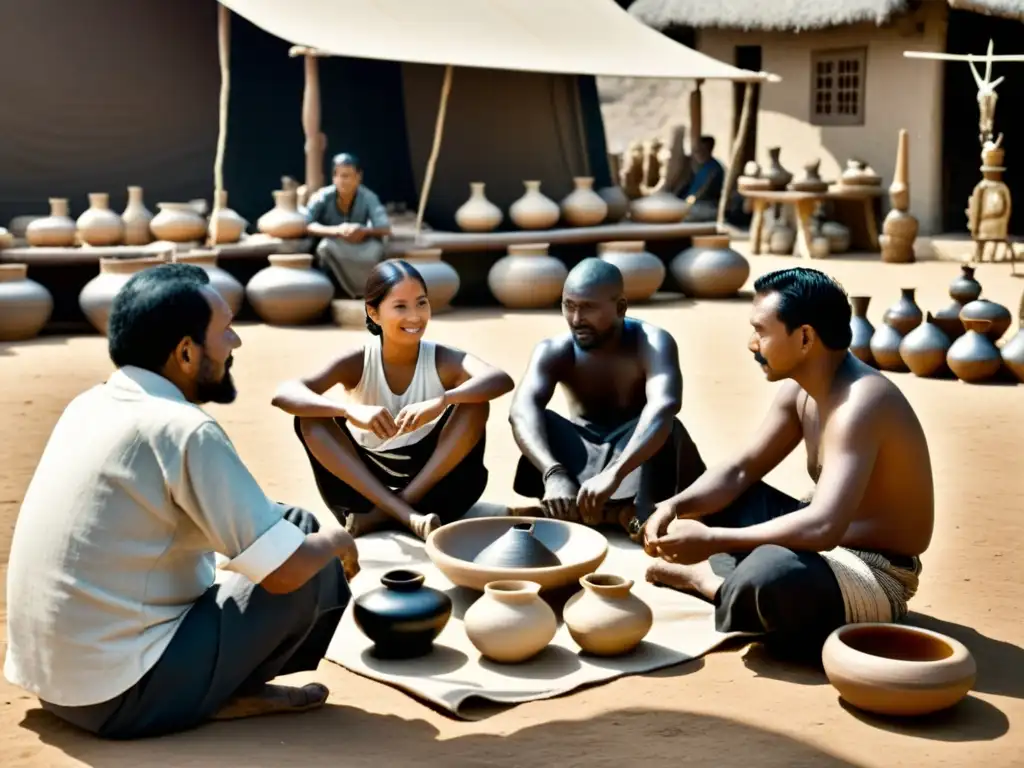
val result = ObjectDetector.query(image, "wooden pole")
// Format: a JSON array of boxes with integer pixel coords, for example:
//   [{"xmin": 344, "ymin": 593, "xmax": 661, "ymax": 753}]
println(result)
[
  {"xmin": 289, "ymin": 46, "xmax": 329, "ymax": 205},
  {"xmin": 718, "ymin": 81, "xmax": 755, "ymax": 229},
  {"xmin": 207, "ymin": 3, "xmax": 231, "ymax": 247},
  {"xmin": 415, "ymin": 65, "xmax": 454, "ymax": 242}
]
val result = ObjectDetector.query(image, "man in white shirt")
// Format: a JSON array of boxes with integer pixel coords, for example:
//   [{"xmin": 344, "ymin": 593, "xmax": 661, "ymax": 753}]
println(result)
[{"xmin": 4, "ymin": 263, "xmax": 360, "ymax": 739}]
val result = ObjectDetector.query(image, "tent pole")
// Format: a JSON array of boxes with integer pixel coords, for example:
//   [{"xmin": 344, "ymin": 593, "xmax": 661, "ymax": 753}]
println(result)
[
  {"xmin": 415, "ymin": 65, "xmax": 454, "ymax": 242},
  {"xmin": 717, "ymin": 81, "xmax": 755, "ymax": 231},
  {"xmin": 208, "ymin": 2, "xmax": 231, "ymax": 248}
]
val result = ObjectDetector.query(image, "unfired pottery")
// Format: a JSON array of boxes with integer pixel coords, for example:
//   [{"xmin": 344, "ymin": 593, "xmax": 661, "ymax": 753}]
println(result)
[
  {"xmin": 670, "ymin": 235, "xmax": 750, "ymax": 299},
  {"xmin": 401, "ymin": 249, "xmax": 460, "ymax": 312},
  {"xmin": 0, "ymin": 264, "xmax": 53, "ymax": 341},
  {"xmin": 171, "ymin": 251, "xmax": 245, "ymax": 315},
  {"xmin": 597, "ymin": 241, "xmax": 665, "ymax": 302},
  {"xmin": 76, "ymin": 193, "xmax": 124, "ymax": 246},
  {"xmin": 79, "ymin": 257, "xmax": 164, "ymax": 334},
  {"xmin": 869, "ymin": 323, "xmax": 907, "ymax": 372},
  {"xmin": 353, "ymin": 569, "xmax": 452, "ymax": 660},
  {"xmin": 840, "ymin": 159, "xmax": 882, "ymax": 186},
  {"xmin": 628, "ymin": 190, "xmax": 689, "ymax": 224},
  {"xmin": 899, "ymin": 313, "xmax": 951, "ymax": 377},
  {"xmin": 597, "ymin": 185, "xmax": 630, "ymax": 222},
  {"xmin": 763, "ymin": 147, "xmax": 793, "ymax": 190},
  {"xmin": 463, "ymin": 580, "xmax": 557, "ymax": 664},
  {"xmin": 821, "ymin": 221, "xmax": 851, "ymax": 253},
  {"xmin": 257, "ymin": 190, "xmax": 308, "ymax": 239},
  {"xmin": 454, "ymin": 182, "xmax": 503, "ymax": 232},
  {"xmin": 150, "ymin": 202, "xmax": 208, "ymax": 242},
  {"xmin": 121, "ymin": 186, "xmax": 154, "ymax": 246},
  {"xmin": 25, "ymin": 198, "xmax": 76, "ymax": 247},
  {"xmin": 1000, "ymin": 326, "xmax": 1024, "ymax": 382},
  {"xmin": 487, "ymin": 243, "xmax": 567, "ymax": 309},
  {"xmin": 509, "ymin": 181, "xmax": 560, "ymax": 230},
  {"xmin": 822, "ymin": 623, "xmax": 976, "ymax": 716},
  {"xmin": 245, "ymin": 253, "xmax": 333, "ymax": 325},
  {"xmin": 882, "ymin": 288, "xmax": 923, "ymax": 335},
  {"xmin": 208, "ymin": 190, "xmax": 247, "ymax": 244},
  {"xmin": 563, "ymin": 574, "xmax": 653, "ymax": 657},
  {"xmin": 560, "ymin": 177, "xmax": 608, "ymax": 227},
  {"xmin": 960, "ymin": 299, "xmax": 1011, "ymax": 342},
  {"xmin": 473, "ymin": 522, "xmax": 561, "ymax": 569},
  {"xmin": 950, "ymin": 264, "xmax": 983, "ymax": 304},
  {"xmin": 788, "ymin": 159, "xmax": 828, "ymax": 192},
  {"xmin": 946, "ymin": 318, "xmax": 1002, "ymax": 383},
  {"xmin": 849, "ymin": 296, "xmax": 875, "ymax": 366}
]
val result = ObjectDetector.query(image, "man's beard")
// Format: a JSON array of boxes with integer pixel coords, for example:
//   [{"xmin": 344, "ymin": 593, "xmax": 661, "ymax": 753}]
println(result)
[
  {"xmin": 572, "ymin": 325, "xmax": 615, "ymax": 351},
  {"xmin": 195, "ymin": 355, "xmax": 237, "ymax": 404}
]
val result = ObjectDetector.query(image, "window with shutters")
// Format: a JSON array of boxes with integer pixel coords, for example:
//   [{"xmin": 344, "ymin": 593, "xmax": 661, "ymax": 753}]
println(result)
[{"xmin": 810, "ymin": 48, "xmax": 867, "ymax": 126}]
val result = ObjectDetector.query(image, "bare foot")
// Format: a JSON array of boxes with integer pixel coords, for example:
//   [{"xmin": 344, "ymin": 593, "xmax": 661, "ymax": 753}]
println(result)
[
  {"xmin": 645, "ymin": 560, "xmax": 723, "ymax": 601},
  {"xmin": 409, "ymin": 512, "xmax": 441, "ymax": 540},
  {"xmin": 508, "ymin": 504, "xmax": 545, "ymax": 518},
  {"xmin": 211, "ymin": 682, "xmax": 329, "ymax": 721},
  {"xmin": 344, "ymin": 508, "xmax": 391, "ymax": 538}
]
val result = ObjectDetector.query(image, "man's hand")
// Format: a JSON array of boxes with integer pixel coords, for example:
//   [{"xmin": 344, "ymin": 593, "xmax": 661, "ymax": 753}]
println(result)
[
  {"xmin": 335, "ymin": 223, "xmax": 366, "ymax": 243},
  {"xmin": 395, "ymin": 396, "xmax": 446, "ymax": 435},
  {"xmin": 542, "ymin": 470, "xmax": 580, "ymax": 521},
  {"xmin": 648, "ymin": 518, "xmax": 718, "ymax": 565},
  {"xmin": 642, "ymin": 501, "xmax": 677, "ymax": 556},
  {"xmin": 332, "ymin": 528, "xmax": 360, "ymax": 581},
  {"xmin": 344, "ymin": 404, "xmax": 397, "ymax": 439},
  {"xmin": 576, "ymin": 469, "xmax": 621, "ymax": 525}
]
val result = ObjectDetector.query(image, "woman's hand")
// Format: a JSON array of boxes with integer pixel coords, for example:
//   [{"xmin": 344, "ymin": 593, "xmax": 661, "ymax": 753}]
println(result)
[
  {"xmin": 344, "ymin": 404, "xmax": 398, "ymax": 439},
  {"xmin": 395, "ymin": 396, "xmax": 447, "ymax": 434}
]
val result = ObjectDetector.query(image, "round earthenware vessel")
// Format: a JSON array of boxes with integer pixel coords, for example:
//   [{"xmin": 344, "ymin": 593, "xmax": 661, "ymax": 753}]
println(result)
[
  {"xmin": 353, "ymin": 569, "xmax": 452, "ymax": 659},
  {"xmin": 121, "ymin": 186, "xmax": 154, "ymax": 246},
  {"xmin": 560, "ymin": 177, "xmax": 608, "ymax": 227},
  {"xmin": 597, "ymin": 241, "xmax": 665, "ymax": 302},
  {"xmin": 76, "ymin": 193, "xmax": 124, "ymax": 246},
  {"xmin": 597, "ymin": 185, "xmax": 630, "ymax": 223},
  {"xmin": 172, "ymin": 251, "xmax": 245, "ymax": 315},
  {"xmin": 25, "ymin": 198, "xmax": 77, "ymax": 247},
  {"xmin": 509, "ymin": 181, "xmax": 560, "ymax": 230},
  {"xmin": 472, "ymin": 522, "xmax": 561, "ymax": 569},
  {"xmin": 670, "ymin": 235, "xmax": 750, "ymax": 299},
  {"xmin": 821, "ymin": 221, "xmax": 851, "ymax": 254},
  {"xmin": 767, "ymin": 221, "xmax": 796, "ymax": 255},
  {"xmin": 1000, "ymin": 326, "xmax": 1024, "ymax": 383},
  {"xmin": 208, "ymin": 190, "xmax": 247, "ymax": 244},
  {"xmin": 454, "ymin": 182, "xmax": 503, "ymax": 232},
  {"xmin": 257, "ymin": 190, "xmax": 308, "ymax": 239},
  {"xmin": 0, "ymin": 264, "xmax": 53, "ymax": 341},
  {"xmin": 849, "ymin": 296, "xmax": 875, "ymax": 366},
  {"xmin": 150, "ymin": 202, "xmax": 208, "ymax": 242},
  {"xmin": 79, "ymin": 256, "xmax": 165, "ymax": 334},
  {"xmin": 246, "ymin": 254, "xmax": 333, "ymax": 325},
  {"xmin": 869, "ymin": 323, "xmax": 907, "ymax": 372},
  {"xmin": 487, "ymin": 243, "xmax": 567, "ymax": 309},
  {"xmin": 946, "ymin": 319, "xmax": 1002, "ymax": 383},
  {"xmin": 400, "ymin": 249, "xmax": 460, "ymax": 312},
  {"xmin": 899, "ymin": 313, "xmax": 951, "ymax": 378},
  {"xmin": 959, "ymin": 299, "xmax": 1011, "ymax": 342},
  {"xmin": 948, "ymin": 264, "xmax": 982, "ymax": 305},
  {"xmin": 882, "ymin": 288, "xmax": 923, "ymax": 336},
  {"xmin": 563, "ymin": 573, "xmax": 653, "ymax": 657},
  {"xmin": 464, "ymin": 580, "xmax": 557, "ymax": 664},
  {"xmin": 628, "ymin": 190, "xmax": 689, "ymax": 224}
]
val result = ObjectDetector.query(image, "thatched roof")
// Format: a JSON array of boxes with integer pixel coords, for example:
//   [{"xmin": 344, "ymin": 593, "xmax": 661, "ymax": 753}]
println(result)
[{"xmin": 949, "ymin": 0, "xmax": 1024, "ymax": 20}]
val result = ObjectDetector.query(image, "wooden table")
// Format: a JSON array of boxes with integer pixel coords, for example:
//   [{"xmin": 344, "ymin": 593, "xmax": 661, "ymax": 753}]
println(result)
[{"xmin": 743, "ymin": 185, "xmax": 885, "ymax": 259}]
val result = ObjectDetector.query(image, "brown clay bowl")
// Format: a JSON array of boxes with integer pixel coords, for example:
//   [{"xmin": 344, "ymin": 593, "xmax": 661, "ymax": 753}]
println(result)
[
  {"xmin": 424, "ymin": 516, "xmax": 608, "ymax": 592},
  {"xmin": 822, "ymin": 623, "xmax": 976, "ymax": 716}
]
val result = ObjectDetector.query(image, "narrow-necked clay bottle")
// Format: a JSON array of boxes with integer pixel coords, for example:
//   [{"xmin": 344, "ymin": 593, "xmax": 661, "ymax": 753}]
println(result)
[
  {"xmin": 208, "ymin": 190, "xmax": 247, "ymax": 244},
  {"xmin": 25, "ymin": 198, "xmax": 77, "ymax": 247},
  {"xmin": 949, "ymin": 264, "xmax": 982, "ymax": 305},
  {"xmin": 257, "ymin": 190, "xmax": 308, "ymax": 239},
  {"xmin": 849, "ymin": 296, "xmax": 875, "ymax": 365},
  {"xmin": 454, "ymin": 182, "xmax": 503, "ymax": 232},
  {"xmin": 882, "ymin": 288, "xmax": 923, "ymax": 335},
  {"xmin": 560, "ymin": 177, "xmax": 608, "ymax": 227},
  {"xmin": 509, "ymin": 181, "xmax": 560, "ymax": 230},
  {"xmin": 946, "ymin": 319, "xmax": 1002, "ymax": 383},
  {"xmin": 899, "ymin": 313, "xmax": 951, "ymax": 378},
  {"xmin": 76, "ymin": 193, "xmax": 125, "ymax": 246},
  {"xmin": 121, "ymin": 186, "xmax": 154, "ymax": 245},
  {"xmin": 563, "ymin": 574, "xmax": 653, "ymax": 657}
]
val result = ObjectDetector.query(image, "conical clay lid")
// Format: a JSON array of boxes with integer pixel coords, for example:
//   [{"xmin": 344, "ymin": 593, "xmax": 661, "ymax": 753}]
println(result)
[{"xmin": 473, "ymin": 523, "xmax": 561, "ymax": 569}]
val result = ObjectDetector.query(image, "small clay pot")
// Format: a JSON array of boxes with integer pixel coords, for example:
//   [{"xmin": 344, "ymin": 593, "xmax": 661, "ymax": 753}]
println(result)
[
  {"xmin": 670, "ymin": 235, "xmax": 750, "ymax": 299},
  {"xmin": 454, "ymin": 182, "xmax": 503, "ymax": 232},
  {"xmin": 487, "ymin": 243, "xmax": 567, "ymax": 309},
  {"xmin": 763, "ymin": 147, "xmax": 793, "ymax": 190},
  {"xmin": 899, "ymin": 313, "xmax": 951, "ymax": 377},
  {"xmin": 959, "ymin": 299, "xmax": 1011, "ymax": 342},
  {"xmin": 767, "ymin": 220, "xmax": 796, "ymax": 255},
  {"xmin": 849, "ymin": 296, "xmax": 875, "ymax": 365},
  {"xmin": 172, "ymin": 251, "xmax": 245, "ymax": 315},
  {"xmin": 257, "ymin": 190, "xmax": 308, "ymax": 239},
  {"xmin": 151, "ymin": 202, "xmax": 208, "ymax": 242},
  {"xmin": 463, "ymin": 580, "xmax": 557, "ymax": 664},
  {"xmin": 1000, "ymin": 326, "xmax": 1024, "ymax": 383},
  {"xmin": 473, "ymin": 522, "xmax": 560, "ymax": 569},
  {"xmin": 788, "ymin": 159, "xmax": 828, "ymax": 192},
  {"xmin": 208, "ymin": 190, "xmax": 247, "ymax": 244},
  {"xmin": 245, "ymin": 254, "xmax": 334, "ymax": 325},
  {"xmin": 0, "ymin": 264, "xmax": 53, "ymax": 340},
  {"xmin": 597, "ymin": 241, "xmax": 665, "ymax": 302},
  {"xmin": 353, "ymin": 569, "xmax": 452, "ymax": 660},
  {"xmin": 560, "ymin": 177, "xmax": 608, "ymax": 227},
  {"xmin": 563, "ymin": 573, "xmax": 653, "ymax": 657},
  {"xmin": 948, "ymin": 264, "xmax": 982, "ymax": 305},
  {"xmin": 629, "ymin": 190, "xmax": 689, "ymax": 224},
  {"xmin": 79, "ymin": 257, "xmax": 165, "ymax": 334},
  {"xmin": 76, "ymin": 193, "xmax": 125, "ymax": 246},
  {"xmin": 869, "ymin": 323, "xmax": 907, "ymax": 372},
  {"xmin": 25, "ymin": 198, "xmax": 76, "ymax": 247},
  {"xmin": 400, "ymin": 249, "xmax": 460, "ymax": 312},
  {"xmin": 946, "ymin": 318, "xmax": 1002, "ymax": 383},
  {"xmin": 509, "ymin": 181, "xmax": 559, "ymax": 230},
  {"xmin": 882, "ymin": 288, "xmax": 923, "ymax": 336}
]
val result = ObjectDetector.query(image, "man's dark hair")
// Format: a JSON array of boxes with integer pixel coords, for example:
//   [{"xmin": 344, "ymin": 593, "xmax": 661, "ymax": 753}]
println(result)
[
  {"xmin": 108, "ymin": 262, "xmax": 213, "ymax": 372},
  {"xmin": 332, "ymin": 152, "xmax": 362, "ymax": 173},
  {"xmin": 699, "ymin": 135, "xmax": 716, "ymax": 153},
  {"xmin": 753, "ymin": 267, "xmax": 852, "ymax": 351}
]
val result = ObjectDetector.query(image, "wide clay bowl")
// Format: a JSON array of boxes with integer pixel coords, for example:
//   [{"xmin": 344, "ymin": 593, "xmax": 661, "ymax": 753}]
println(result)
[
  {"xmin": 822, "ymin": 623, "xmax": 976, "ymax": 716},
  {"xmin": 425, "ymin": 516, "xmax": 608, "ymax": 592}
]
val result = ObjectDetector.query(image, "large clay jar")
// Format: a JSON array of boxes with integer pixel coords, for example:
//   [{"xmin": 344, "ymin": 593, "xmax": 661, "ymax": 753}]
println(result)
[
  {"xmin": 509, "ymin": 181, "xmax": 560, "ymax": 230},
  {"xmin": 76, "ymin": 193, "xmax": 124, "ymax": 246},
  {"xmin": 353, "ymin": 569, "xmax": 452, "ymax": 660},
  {"xmin": 172, "ymin": 251, "xmax": 245, "ymax": 315},
  {"xmin": 79, "ymin": 257, "xmax": 164, "ymax": 334},
  {"xmin": 150, "ymin": 202, "xmax": 207, "ymax": 242},
  {"xmin": 560, "ymin": 177, "xmax": 608, "ymax": 227},
  {"xmin": 822, "ymin": 623, "xmax": 976, "ymax": 716},
  {"xmin": 869, "ymin": 323, "xmax": 907, "ymax": 372},
  {"xmin": 899, "ymin": 313, "xmax": 951, "ymax": 378},
  {"xmin": 463, "ymin": 580, "xmax": 557, "ymax": 664},
  {"xmin": 25, "ymin": 198, "xmax": 77, "ymax": 247},
  {"xmin": 487, "ymin": 243, "xmax": 567, "ymax": 309},
  {"xmin": 454, "ymin": 182, "xmax": 503, "ymax": 232},
  {"xmin": 960, "ymin": 299, "xmax": 1011, "ymax": 342},
  {"xmin": 245, "ymin": 254, "xmax": 334, "ymax": 325},
  {"xmin": 401, "ymin": 249, "xmax": 460, "ymax": 312},
  {"xmin": 629, "ymin": 190, "xmax": 689, "ymax": 224},
  {"xmin": 849, "ymin": 296, "xmax": 875, "ymax": 366},
  {"xmin": 597, "ymin": 241, "xmax": 665, "ymax": 302},
  {"xmin": 0, "ymin": 264, "xmax": 53, "ymax": 340},
  {"xmin": 208, "ymin": 190, "xmax": 247, "ymax": 244},
  {"xmin": 882, "ymin": 288, "xmax": 923, "ymax": 335},
  {"xmin": 121, "ymin": 186, "xmax": 154, "ymax": 246},
  {"xmin": 473, "ymin": 522, "xmax": 560, "ymax": 569},
  {"xmin": 949, "ymin": 264, "xmax": 982, "ymax": 305},
  {"xmin": 670, "ymin": 235, "xmax": 750, "ymax": 299},
  {"xmin": 946, "ymin": 319, "xmax": 1002, "ymax": 383},
  {"xmin": 563, "ymin": 573, "xmax": 653, "ymax": 657},
  {"xmin": 763, "ymin": 147, "xmax": 793, "ymax": 190},
  {"xmin": 1000, "ymin": 326, "xmax": 1024, "ymax": 383},
  {"xmin": 598, "ymin": 185, "xmax": 630, "ymax": 223},
  {"xmin": 257, "ymin": 190, "xmax": 308, "ymax": 239}
]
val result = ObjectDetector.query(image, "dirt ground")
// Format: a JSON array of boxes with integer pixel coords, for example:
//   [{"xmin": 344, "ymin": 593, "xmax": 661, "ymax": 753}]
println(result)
[{"xmin": 1, "ymin": 252, "xmax": 1021, "ymax": 767}]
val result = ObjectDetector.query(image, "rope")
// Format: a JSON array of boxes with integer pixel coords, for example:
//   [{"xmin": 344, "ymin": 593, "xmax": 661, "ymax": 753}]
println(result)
[
  {"xmin": 415, "ymin": 65, "xmax": 454, "ymax": 242},
  {"xmin": 208, "ymin": 3, "xmax": 231, "ymax": 247},
  {"xmin": 718, "ymin": 81, "xmax": 755, "ymax": 231}
]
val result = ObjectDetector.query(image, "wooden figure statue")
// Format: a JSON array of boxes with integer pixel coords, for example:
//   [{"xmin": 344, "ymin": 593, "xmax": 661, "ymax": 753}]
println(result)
[{"xmin": 966, "ymin": 134, "xmax": 1012, "ymax": 262}]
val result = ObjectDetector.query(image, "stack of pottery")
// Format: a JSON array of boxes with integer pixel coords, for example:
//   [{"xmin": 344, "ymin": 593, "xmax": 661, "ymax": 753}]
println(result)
[
  {"xmin": 839, "ymin": 160, "xmax": 882, "ymax": 187},
  {"xmin": 487, "ymin": 243, "xmax": 567, "ymax": 309},
  {"xmin": 947, "ymin": 319, "xmax": 1002, "ymax": 383},
  {"xmin": 150, "ymin": 202, "xmax": 208, "ymax": 243},
  {"xmin": 0, "ymin": 264, "xmax": 53, "ymax": 341},
  {"xmin": 788, "ymin": 160, "xmax": 828, "ymax": 192},
  {"xmin": 401, "ymin": 249, "xmax": 460, "ymax": 312},
  {"xmin": 353, "ymin": 569, "xmax": 452, "ymax": 659},
  {"xmin": 670, "ymin": 236, "xmax": 750, "ymax": 299},
  {"xmin": 25, "ymin": 198, "xmax": 76, "ymax": 247},
  {"xmin": 257, "ymin": 190, "xmax": 308, "ymax": 239},
  {"xmin": 597, "ymin": 241, "xmax": 665, "ymax": 302},
  {"xmin": 629, "ymin": 190, "xmax": 689, "ymax": 224},
  {"xmin": 454, "ymin": 182, "xmax": 503, "ymax": 232},
  {"xmin": 464, "ymin": 580, "xmax": 557, "ymax": 663},
  {"xmin": 932, "ymin": 264, "xmax": 981, "ymax": 340},
  {"xmin": 899, "ymin": 313, "xmax": 951, "ymax": 377},
  {"xmin": 880, "ymin": 129, "xmax": 918, "ymax": 264},
  {"xmin": 245, "ymin": 254, "xmax": 334, "ymax": 325},
  {"xmin": 208, "ymin": 190, "xmax": 248, "ymax": 244},
  {"xmin": 76, "ymin": 193, "xmax": 125, "ymax": 246},
  {"xmin": 870, "ymin": 288, "xmax": 922, "ymax": 371},
  {"xmin": 171, "ymin": 251, "xmax": 245, "ymax": 315},
  {"xmin": 960, "ymin": 298, "xmax": 1011, "ymax": 342},
  {"xmin": 509, "ymin": 181, "xmax": 560, "ymax": 230},
  {"xmin": 849, "ymin": 296, "xmax": 875, "ymax": 365},
  {"xmin": 762, "ymin": 148, "xmax": 793, "ymax": 190},
  {"xmin": 563, "ymin": 574, "xmax": 653, "ymax": 657},
  {"xmin": 121, "ymin": 186, "xmax": 154, "ymax": 246},
  {"xmin": 79, "ymin": 256, "xmax": 165, "ymax": 334},
  {"xmin": 597, "ymin": 185, "xmax": 630, "ymax": 222},
  {"xmin": 560, "ymin": 177, "xmax": 608, "ymax": 227}
]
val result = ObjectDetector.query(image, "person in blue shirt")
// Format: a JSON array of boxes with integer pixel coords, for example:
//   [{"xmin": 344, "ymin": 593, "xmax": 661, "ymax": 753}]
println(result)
[{"xmin": 678, "ymin": 136, "xmax": 725, "ymax": 223}]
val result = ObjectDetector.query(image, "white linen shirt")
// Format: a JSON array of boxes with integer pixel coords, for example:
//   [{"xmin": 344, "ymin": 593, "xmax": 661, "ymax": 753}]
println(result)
[{"xmin": 3, "ymin": 366, "xmax": 305, "ymax": 707}]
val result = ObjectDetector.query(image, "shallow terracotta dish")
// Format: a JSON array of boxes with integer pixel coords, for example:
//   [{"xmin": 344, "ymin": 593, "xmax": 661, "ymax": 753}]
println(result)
[
  {"xmin": 822, "ymin": 623, "xmax": 976, "ymax": 716},
  {"xmin": 425, "ymin": 517, "xmax": 608, "ymax": 592}
]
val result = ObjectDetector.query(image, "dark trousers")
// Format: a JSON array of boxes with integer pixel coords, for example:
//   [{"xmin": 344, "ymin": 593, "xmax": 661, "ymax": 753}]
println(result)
[{"xmin": 40, "ymin": 507, "xmax": 349, "ymax": 740}]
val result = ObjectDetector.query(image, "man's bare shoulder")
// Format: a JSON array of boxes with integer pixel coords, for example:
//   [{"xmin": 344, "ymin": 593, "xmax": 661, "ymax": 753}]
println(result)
[
  {"xmin": 841, "ymin": 362, "xmax": 918, "ymax": 425},
  {"xmin": 632, "ymin": 318, "xmax": 678, "ymax": 356},
  {"xmin": 530, "ymin": 333, "xmax": 575, "ymax": 367}
]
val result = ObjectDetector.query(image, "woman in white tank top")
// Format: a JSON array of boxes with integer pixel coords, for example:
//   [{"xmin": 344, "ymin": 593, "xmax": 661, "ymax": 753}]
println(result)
[{"xmin": 273, "ymin": 259, "xmax": 514, "ymax": 540}]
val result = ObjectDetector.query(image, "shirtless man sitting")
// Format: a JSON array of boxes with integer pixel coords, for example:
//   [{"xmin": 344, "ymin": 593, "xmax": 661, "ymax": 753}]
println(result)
[
  {"xmin": 509, "ymin": 258, "xmax": 706, "ymax": 535},
  {"xmin": 644, "ymin": 267, "xmax": 933, "ymax": 658}
]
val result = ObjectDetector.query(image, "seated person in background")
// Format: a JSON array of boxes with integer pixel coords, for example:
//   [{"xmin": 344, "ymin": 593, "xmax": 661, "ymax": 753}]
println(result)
[
  {"xmin": 644, "ymin": 268, "xmax": 933, "ymax": 659},
  {"xmin": 4, "ymin": 264, "xmax": 359, "ymax": 740},
  {"xmin": 677, "ymin": 136, "xmax": 725, "ymax": 223},
  {"xmin": 273, "ymin": 260, "xmax": 514, "ymax": 540},
  {"xmin": 306, "ymin": 152, "xmax": 391, "ymax": 299},
  {"xmin": 509, "ymin": 258, "xmax": 706, "ymax": 537}
]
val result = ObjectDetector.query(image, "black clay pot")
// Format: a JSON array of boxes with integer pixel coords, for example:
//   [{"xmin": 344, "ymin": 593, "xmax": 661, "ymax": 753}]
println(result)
[
  {"xmin": 353, "ymin": 569, "xmax": 452, "ymax": 659},
  {"xmin": 472, "ymin": 522, "xmax": 561, "ymax": 568}
]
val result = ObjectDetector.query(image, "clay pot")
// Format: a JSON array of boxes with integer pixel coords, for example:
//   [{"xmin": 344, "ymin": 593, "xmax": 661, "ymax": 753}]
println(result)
[
  {"xmin": 473, "ymin": 522, "xmax": 560, "ymax": 569},
  {"xmin": 947, "ymin": 319, "xmax": 1002, "ymax": 383},
  {"xmin": 0, "ymin": 227, "xmax": 11, "ymax": 250},
  {"xmin": 560, "ymin": 177, "xmax": 608, "ymax": 227},
  {"xmin": 563, "ymin": 573, "xmax": 653, "ymax": 657},
  {"xmin": 949, "ymin": 264, "xmax": 982, "ymax": 305},
  {"xmin": 509, "ymin": 181, "xmax": 560, "ymax": 230},
  {"xmin": 1000, "ymin": 326, "xmax": 1024, "ymax": 382},
  {"xmin": 401, "ymin": 249, "xmax": 460, "ymax": 312},
  {"xmin": 25, "ymin": 198, "xmax": 77, "ymax": 247},
  {"xmin": 208, "ymin": 190, "xmax": 247, "ymax": 244},
  {"xmin": 822, "ymin": 623, "xmax": 976, "ymax": 716},
  {"xmin": 257, "ymin": 190, "xmax": 308, "ymax": 239},
  {"xmin": 454, "ymin": 182, "xmax": 503, "ymax": 232},
  {"xmin": 882, "ymin": 288, "xmax": 923, "ymax": 335},
  {"xmin": 628, "ymin": 190, "xmax": 689, "ymax": 224},
  {"xmin": 821, "ymin": 221, "xmax": 851, "ymax": 253},
  {"xmin": 840, "ymin": 159, "xmax": 882, "ymax": 186},
  {"xmin": 849, "ymin": 296, "xmax": 875, "ymax": 365},
  {"xmin": 869, "ymin": 323, "xmax": 907, "ymax": 372},
  {"xmin": 487, "ymin": 243, "xmax": 567, "ymax": 309},
  {"xmin": 245, "ymin": 254, "xmax": 334, "ymax": 325},
  {"xmin": 933, "ymin": 301, "xmax": 966, "ymax": 341},
  {"xmin": 150, "ymin": 202, "xmax": 208, "ymax": 243},
  {"xmin": 0, "ymin": 264, "xmax": 53, "ymax": 340},
  {"xmin": 76, "ymin": 193, "xmax": 124, "ymax": 246},
  {"xmin": 121, "ymin": 186, "xmax": 154, "ymax": 246},
  {"xmin": 79, "ymin": 257, "xmax": 165, "ymax": 334},
  {"xmin": 768, "ymin": 219, "xmax": 796, "ymax": 255},
  {"xmin": 597, "ymin": 185, "xmax": 630, "ymax": 222},
  {"xmin": 960, "ymin": 299, "xmax": 1011, "ymax": 342},
  {"xmin": 899, "ymin": 313, "xmax": 951, "ymax": 377},
  {"xmin": 879, "ymin": 210, "xmax": 919, "ymax": 264},
  {"xmin": 463, "ymin": 580, "xmax": 557, "ymax": 663},
  {"xmin": 171, "ymin": 251, "xmax": 245, "ymax": 315},
  {"xmin": 763, "ymin": 147, "xmax": 793, "ymax": 190},
  {"xmin": 670, "ymin": 235, "xmax": 750, "ymax": 299},
  {"xmin": 597, "ymin": 241, "xmax": 665, "ymax": 302},
  {"xmin": 352, "ymin": 569, "xmax": 452, "ymax": 659},
  {"xmin": 788, "ymin": 159, "xmax": 828, "ymax": 192}
]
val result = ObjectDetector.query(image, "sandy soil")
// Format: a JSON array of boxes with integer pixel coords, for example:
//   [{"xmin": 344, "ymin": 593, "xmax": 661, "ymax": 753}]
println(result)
[{"xmin": 1, "ymin": 253, "xmax": 1022, "ymax": 767}]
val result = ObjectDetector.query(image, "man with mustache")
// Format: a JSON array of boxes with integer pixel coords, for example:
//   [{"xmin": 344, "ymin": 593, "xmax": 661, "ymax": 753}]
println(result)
[
  {"xmin": 509, "ymin": 258, "xmax": 706, "ymax": 535},
  {"xmin": 5, "ymin": 264, "xmax": 359, "ymax": 739},
  {"xmin": 644, "ymin": 267, "xmax": 933, "ymax": 659}
]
